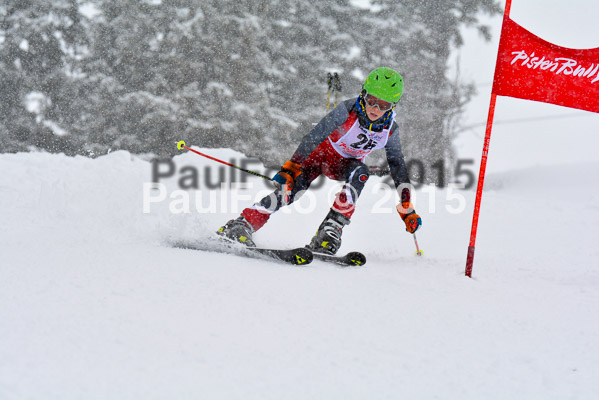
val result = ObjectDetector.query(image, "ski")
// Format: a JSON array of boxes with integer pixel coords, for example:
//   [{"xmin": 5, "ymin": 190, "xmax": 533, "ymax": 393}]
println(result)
[
  {"xmin": 310, "ymin": 250, "xmax": 366, "ymax": 267},
  {"xmin": 172, "ymin": 236, "xmax": 367, "ymax": 267},
  {"xmin": 247, "ymin": 246, "xmax": 313, "ymax": 266},
  {"xmin": 171, "ymin": 238, "xmax": 313, "ymax": 266}
]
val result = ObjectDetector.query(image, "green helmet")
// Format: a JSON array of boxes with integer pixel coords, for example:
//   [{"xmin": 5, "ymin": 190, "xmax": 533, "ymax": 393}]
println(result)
[{"xmin": 363, "ymin": 67, "xmax": 404, "ymax": 103}]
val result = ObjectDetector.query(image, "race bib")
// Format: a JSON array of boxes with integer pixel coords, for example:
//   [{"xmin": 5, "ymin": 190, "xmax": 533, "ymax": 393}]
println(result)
[{"xmin": 329, "ymin": 118, "xmax": 391, "ymax": 160}]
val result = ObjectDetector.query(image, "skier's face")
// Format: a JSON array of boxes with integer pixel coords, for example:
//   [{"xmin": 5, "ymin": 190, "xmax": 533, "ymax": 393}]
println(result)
[
  {"xmin": 365, "ymin": 103, "xmax": 386, "ymax": 121},
  {"xmin": 363, "ymin": 93, "xmax": 393, "ymax": 121}
]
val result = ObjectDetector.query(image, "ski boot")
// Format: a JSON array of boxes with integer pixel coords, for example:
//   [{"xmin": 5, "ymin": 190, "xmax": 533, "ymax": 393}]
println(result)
[
  {"xmin": 217, "ymin": 216, "xmax": 256, "ymax": 247},
  {"xmin": 307, "ymin": 210, "xmax": 350, "ymax": 255}
]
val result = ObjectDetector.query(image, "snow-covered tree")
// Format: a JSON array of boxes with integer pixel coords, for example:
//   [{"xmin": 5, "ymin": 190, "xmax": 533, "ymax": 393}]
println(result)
[{"xmin": 1, "ymin": 0, "xmax": 501, "ymax": 175}]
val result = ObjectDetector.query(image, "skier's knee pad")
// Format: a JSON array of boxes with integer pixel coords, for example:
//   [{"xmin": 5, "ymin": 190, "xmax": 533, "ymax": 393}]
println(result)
[{"xmin": 346, "ymin": 164, "xmax": 370, "ymax": 192}]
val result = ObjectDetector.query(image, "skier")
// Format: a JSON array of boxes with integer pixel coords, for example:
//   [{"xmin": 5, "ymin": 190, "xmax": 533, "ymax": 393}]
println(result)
[{"xmin": 217, "ymin": 67, "xmax": 422, "ymax": 254}]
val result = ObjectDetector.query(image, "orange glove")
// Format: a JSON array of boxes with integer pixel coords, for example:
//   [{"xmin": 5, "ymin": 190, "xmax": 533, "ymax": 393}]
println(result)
[
  {"xmin": 396, "ymin": 202, "xmax": 422, "ymax": 233},
  {"xmin": 272, "ymin": 160, "xmax": 302, "ymax": 191}
]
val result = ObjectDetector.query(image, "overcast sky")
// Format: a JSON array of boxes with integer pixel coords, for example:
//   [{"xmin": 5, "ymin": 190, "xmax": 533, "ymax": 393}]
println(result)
[{"xmin": 453, "ymin": 0, "xmax": 599, "ymax": 173}]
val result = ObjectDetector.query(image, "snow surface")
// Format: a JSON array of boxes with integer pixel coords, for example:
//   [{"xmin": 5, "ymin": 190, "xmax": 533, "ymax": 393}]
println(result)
[{"xmin": 1, "ymin": 149, "xmax": 599, "ymax": 399}]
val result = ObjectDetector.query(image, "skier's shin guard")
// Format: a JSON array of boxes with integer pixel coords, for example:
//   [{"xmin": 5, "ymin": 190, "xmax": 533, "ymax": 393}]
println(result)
[{"xmin": 332, "ymin": 162, "xmax": 370, "ymax": 218}]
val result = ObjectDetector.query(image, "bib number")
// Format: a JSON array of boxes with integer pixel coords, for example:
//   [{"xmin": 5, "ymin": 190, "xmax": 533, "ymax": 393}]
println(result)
[{"xmin": 350, "ymin": 133, "xmax": 378, "ymax": 150}]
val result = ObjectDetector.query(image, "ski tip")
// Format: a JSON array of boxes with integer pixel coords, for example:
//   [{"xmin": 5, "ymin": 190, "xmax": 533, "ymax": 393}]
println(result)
[
  {"xmin": 293, "ymin": 248, "xmax": 314, "ymax": 265},
  {"xmin": 345, "ymin": 251, "xmax": 367, "ymax": 266}
]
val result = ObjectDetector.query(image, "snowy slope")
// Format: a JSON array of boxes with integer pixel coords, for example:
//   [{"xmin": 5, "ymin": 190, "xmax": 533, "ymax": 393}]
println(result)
[{"xmin": 1, "ymin": 150, "xmax": 598, "ymax": 399}]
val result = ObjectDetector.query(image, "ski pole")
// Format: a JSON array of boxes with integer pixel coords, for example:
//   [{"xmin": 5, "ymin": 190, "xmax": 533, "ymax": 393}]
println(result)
[
  {"xmin": 413, "ymin": 233, "xmax": 424, "ymax": 256},
  {"xmin": 326, "ymin": 72, "xmax": 333, "ymax": 110},
  {"xmin": 333, "ymin": 73, "xmax": 341, "ymax": 107},
  {"xmin": 176, "ymin": 140, "xmax": 272, "ymax": 181}
]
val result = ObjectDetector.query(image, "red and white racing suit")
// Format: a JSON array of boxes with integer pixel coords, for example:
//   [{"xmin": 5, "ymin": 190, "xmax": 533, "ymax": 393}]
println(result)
[{"xmin": 241, "ymin": 97, "xmax": 411, "ymax": 231}]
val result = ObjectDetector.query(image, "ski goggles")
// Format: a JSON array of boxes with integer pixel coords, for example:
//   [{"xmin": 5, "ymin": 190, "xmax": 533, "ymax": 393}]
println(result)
[{"xmin": 363, "ymin": 93, "xmax": 395, "ymax": 112}]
